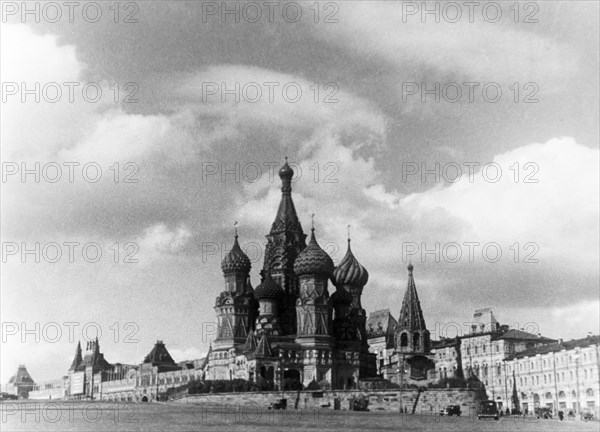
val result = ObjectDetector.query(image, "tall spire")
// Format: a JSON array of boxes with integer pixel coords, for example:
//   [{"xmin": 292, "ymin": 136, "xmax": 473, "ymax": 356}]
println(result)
[
  {"xmin": 69, "ymin": 341, "xmax": 83, "ymax": 371},
  {"xmin": 269, "ymin": 159, "xmax": 303, "ymax": 235},
  {"xmin": 398, "ymin": 263, "xmax": 426, "ymax": 330}
]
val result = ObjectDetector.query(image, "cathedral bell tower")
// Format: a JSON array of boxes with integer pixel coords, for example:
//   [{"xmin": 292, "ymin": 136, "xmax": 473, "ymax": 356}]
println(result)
[
  {"xmin": 394, "ymin": 263, "xmax": 435, "ymax": 382},
  {"xmin": 262, "ymin": 159, "xmax": 307, "ymax": 334}
]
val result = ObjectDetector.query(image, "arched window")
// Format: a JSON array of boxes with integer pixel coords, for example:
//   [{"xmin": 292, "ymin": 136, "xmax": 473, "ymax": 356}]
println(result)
[
  {"xmin": 587, "ymin": 389, "xmax": 594, "ymax": 397},
  {"xmin": 558, "ymin": 391, "xmax": 565, "ymax": 399},
  {"xmin": 413, "ymin": 332, "xmax": 420, "ymax": 351},
  {"xmin": 400, "ymin": 333, "xmax": 408, "ymax": 347}
]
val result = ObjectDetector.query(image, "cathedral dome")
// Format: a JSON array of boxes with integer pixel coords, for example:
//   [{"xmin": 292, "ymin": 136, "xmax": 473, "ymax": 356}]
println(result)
[
  {"xmin": 293, "ymin": 229, "xmax": 334, "ymax": 277},
  {"xmin": 254, "ymin": 272, "xmax": 283, "ymax": 301},
  {"xmin": 221, "ymin": 235, "xmax": 251, "ymax": 274},
  {"xmin": 279, "ymin": 158, "xmax": 294, "ymax": 181},
  {"xmin": 333, "ymin": 241, "xmax": 369, "ymax": 287}
]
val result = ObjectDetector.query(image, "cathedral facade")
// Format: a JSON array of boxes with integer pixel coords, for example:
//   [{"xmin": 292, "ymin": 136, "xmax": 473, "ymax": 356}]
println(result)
[{"xmin": 204, "ymin": 160, "xmax": 377, "ymax": 389}]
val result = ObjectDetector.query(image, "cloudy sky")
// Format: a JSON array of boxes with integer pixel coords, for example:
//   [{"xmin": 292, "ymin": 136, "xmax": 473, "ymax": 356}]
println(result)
[{"xmin": 1, "ymin": 1, "xmax": 599, "ymax": 383}]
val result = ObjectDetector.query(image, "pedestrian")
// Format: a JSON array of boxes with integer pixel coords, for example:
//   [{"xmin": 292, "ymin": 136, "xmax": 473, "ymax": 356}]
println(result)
[{"xmin": 558, "ymin": 410, "xmax": 564, "ymax": 421}]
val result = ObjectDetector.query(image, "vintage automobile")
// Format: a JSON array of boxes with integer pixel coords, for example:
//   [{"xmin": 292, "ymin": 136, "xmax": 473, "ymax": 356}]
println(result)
[
  {"xmin": 582, "ymin": 411, "xmax": 595, "ymax": 421},
  {"xmin": 478, "ymin": 400, "xmax": 499, "ymax": 420},
  {"xmin": 0, "ymin": 392, "xmax": 18, "ymax": 400},
  {"xmin": 439, "ymin": 405, "xmax": 462, "ymax": 416},
  {"xmin": 268, "ymin": 398, "xmax": 287, "ymax": 410}
]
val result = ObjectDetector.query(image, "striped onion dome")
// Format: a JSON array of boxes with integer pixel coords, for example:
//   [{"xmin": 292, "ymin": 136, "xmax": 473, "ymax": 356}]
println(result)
[{"xmin": 333, "ymin": 240, "xmax": 369, "ymax": 287}]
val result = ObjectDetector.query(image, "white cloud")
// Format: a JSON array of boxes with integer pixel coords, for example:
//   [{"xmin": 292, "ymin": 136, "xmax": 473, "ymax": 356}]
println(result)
[
  {"xmin": 406, "ymin": 137, "xmax": 599, "ymax": 269},
  {"xmin": 168, "ymin": 347, "xmax": 207, "ymax": 363},
  {"xmin": 312, "ymin": 2, "xmax": 579, "ymax": 86}
]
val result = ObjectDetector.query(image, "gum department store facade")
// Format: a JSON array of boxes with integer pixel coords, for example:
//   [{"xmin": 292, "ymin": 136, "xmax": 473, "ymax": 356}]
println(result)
[{"xmin": 15, "ymin": 161, "xmax": 599, "ymax": 416}]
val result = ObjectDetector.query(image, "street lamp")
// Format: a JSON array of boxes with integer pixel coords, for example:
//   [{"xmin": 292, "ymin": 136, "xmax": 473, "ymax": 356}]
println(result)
[
  {"xmin": 574, "ymin": 353, "xmax": 580, "ymax": 415},
  {"xmin": 398, "ymin": 355, "xmax": 406, "ymax": 413}
]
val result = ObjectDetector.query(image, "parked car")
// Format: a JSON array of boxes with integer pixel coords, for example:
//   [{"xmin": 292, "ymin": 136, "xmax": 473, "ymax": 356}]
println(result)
[
  {"xmin": 268, "ymin": 398, "xmax": 287, "ymax": 410},
  {"xmin": 440, "ymin": 405, "xmax": 462, "ymax": 416},
  {"xmin": 478, "ymin": 400, "xmax": 499, "ymax": 420},
  {"xmin": 0, "ymin": 392, "xmax": 18, "ymax": 400},
  {"xmin": 582, "ymin": 411, "xmax": 595, "ymax": 421},
  {"xmin": 534, "ymin": 407, "xmax": 552, "ymax": 419}
]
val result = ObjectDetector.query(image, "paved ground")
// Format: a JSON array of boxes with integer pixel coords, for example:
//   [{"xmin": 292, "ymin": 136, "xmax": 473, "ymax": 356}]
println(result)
[{"xmin": 2, "ymin": 401, "xmax": 599, "ymax": 431}]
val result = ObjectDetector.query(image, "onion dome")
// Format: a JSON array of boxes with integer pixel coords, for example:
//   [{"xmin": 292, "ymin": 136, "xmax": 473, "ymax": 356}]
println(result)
[
  {"xmin": 254, "ymin": 271, "xmax": 283, "ymax": 301},
  {"xmin": 293, "ymin": 228, "xmax": 334, "ymax": 277},
  {"xmin": 279, "ymin": 157, "xmax": 294, "ymax": 181},
  {"xmin": 221, "ymin": 233, "xmax": 251, "ymax": 275},
  {"xmin": 333, "ymin": 240, "xmax": 369, "ymax": 287}
]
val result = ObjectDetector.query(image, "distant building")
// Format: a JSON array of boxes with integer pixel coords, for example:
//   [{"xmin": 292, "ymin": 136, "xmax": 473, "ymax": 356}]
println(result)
[
  {"xmin": 3, "ymin": 365, "xmax": 35, "ymax": 399},
  {"xmin": 366, "ymin": 309, "xmax": 397, "ymax": 379},
  {"xmin": 29, "ymin": 377, "xmax": 68, "ymax": 400},
  {"xmin": 505, "ymin": 335, "xmax": 600, "ymax": 417}
]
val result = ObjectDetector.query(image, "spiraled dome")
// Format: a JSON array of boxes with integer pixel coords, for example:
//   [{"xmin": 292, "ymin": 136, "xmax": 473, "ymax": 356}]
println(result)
[
  {"xmin": 221, "ymin": 235, "xmax": 251, "ymax": 274},
  {"xmin": 254, "ymin": 272, "xmax": 283, "ymax": 301},
  {"xmin": 293, "ymin": 229, "xmax": 334, "ymax": 277},
  {"xmin": 333, "ymin": 241, "xmax": 369, "ymax": 287}
]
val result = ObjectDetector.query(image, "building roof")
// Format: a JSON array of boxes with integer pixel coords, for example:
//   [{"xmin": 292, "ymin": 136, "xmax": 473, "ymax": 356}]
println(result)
[
  {"xmin": 268, "ymin": 160, "xmax": 304, "ymax": 236},
  {"xmin": 221, "ymin": 232, "xmax": 251, "ymax": 275},
  {"xmin": 8, "ymin": 365, "xmax": 34, "ymax": 385},
  {"xmin": 505, "ymin": 335, "xmax": 599, "ymax": 360},
  {"xmin": 432, "ymin": 338, "xmax": 459, "ymax": 349},
  {"xmin": 397, "ymin": 263, "xmax": 427, "ymax": 331},
  {"xmin": 366, "ymin": 309, "xmax": 398, "ymax": 337},
  {"xmin": 69, "ymin": 341, "xmax": 83, "ymax": 371},
  {"xmin": 333, "ymin": 239, "xmax": 369, "ymax": 287},
  {"xmin": 293, "ymin": 228, "xmax": 334, "ymax": 277},
  {"xmin": 143, "ymin": 340, "xmax": 177, "ymax": 367},
  {"xmin": 255, "ymin": 334, "xmax": 272, "ymax": 357},
  {"xmin": 492, "ymin": 329, "xmax": 555, "ymax": 342},
  {"xmin": 254, "ymin": 271, "xmax": 284, "ymax": 300}
]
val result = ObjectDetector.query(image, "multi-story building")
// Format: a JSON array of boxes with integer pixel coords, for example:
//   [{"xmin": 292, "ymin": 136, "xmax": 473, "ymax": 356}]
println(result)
[
  {"xmin": 430, "ymin": 309, "xmax": 557, "ymax": 411},
  {"xmin": 505, "ymin": 335, "xmax": 600, "ymax": 417}
]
